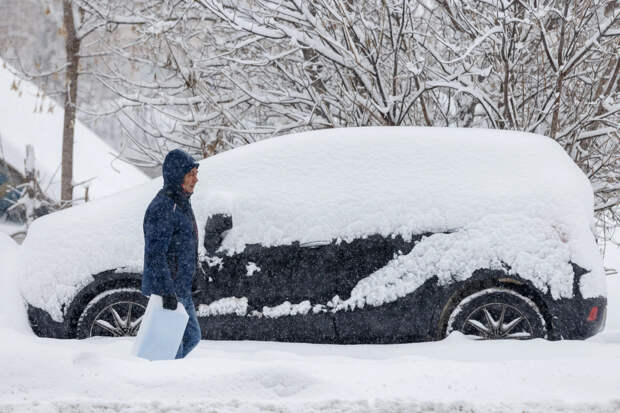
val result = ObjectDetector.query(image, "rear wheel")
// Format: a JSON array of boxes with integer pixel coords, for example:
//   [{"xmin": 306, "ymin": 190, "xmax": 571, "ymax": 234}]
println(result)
[
  {"xmin": 77, "ymin": 288, "xmax": 147, "ymax": 339},
  {"xmin": 446, "ymin": 288, "xmax": 546, "ymax": 340}
]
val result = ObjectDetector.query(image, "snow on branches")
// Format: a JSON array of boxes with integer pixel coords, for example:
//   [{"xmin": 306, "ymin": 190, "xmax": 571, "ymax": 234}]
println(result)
[{"xmin": 75, "ymin": 0, "xmax": 618, "ymax": 232}]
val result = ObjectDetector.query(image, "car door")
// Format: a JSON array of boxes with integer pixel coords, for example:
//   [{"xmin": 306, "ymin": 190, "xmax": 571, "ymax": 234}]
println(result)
[
  {"xmin": 231, "ymin": 233, "xmax": 421, "ymax": 308},
  {"xmin": 198, "ymin": 211, "xmax": 303, "ymax": 309},
  {"xmin": 294, "ymin": 234, "xmax": 418, "ymax": 304},
  {"xmin": 232, "ymin": 242, "xmax": 301, "ymax": 308},
  {"xmin": 199, "ymin": 239, "xmax": 338, "ymax": 342},
  {"xmin": 200, "ymin": 214, "xmax": 299, "ymax": 309}
]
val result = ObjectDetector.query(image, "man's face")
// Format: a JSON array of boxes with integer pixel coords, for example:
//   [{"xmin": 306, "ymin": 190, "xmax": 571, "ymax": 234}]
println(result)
[{"xmin": 182, "ymin": 167, "xmax": 199, "ymax": 193}]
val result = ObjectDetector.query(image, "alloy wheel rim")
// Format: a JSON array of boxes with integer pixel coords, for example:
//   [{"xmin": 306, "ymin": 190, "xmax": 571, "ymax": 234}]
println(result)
[
  {"xmin": 462, "ymin": 302, "xmax": 534, "ymax": 339},
  {"xmin": 90, "ymin": 301, "xmax": 146, "ymax": 337}
]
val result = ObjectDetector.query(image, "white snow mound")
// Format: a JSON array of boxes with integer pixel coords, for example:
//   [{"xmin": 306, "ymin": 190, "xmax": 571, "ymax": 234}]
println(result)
[
  {"xmin": 19, "ymin": 127, "xmax": 605, "ymax": 321},
  {"xmin": 0, "ymin": 59, "xmax": 148, "ymax": 201},
  {"xmin": 0, "ymin": 233, "xmax": 31, "ymax": 333}
]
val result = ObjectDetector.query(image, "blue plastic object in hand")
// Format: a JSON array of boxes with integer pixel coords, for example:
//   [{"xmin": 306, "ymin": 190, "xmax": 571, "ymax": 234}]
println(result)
[{"xmin": 131, "ymin": 294, "xmax": 189, "ymax": 361}]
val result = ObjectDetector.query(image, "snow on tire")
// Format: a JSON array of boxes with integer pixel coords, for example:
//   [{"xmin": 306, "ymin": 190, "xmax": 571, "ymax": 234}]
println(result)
[
  {"xmin": 446, "ymin": 288, "xmax": 546, "ymax": 340},
  {"xmin": 76, "ymin": 288, "xmax": 147, "ymax": 339}
]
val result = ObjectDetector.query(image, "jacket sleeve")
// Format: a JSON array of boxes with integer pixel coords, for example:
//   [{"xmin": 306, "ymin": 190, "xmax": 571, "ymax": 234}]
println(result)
[{"xmin": 143, "ymin": 201, "xmax": 175, "ymax": 295}]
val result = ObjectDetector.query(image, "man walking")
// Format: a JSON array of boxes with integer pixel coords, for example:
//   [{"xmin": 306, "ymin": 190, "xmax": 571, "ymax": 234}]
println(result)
[{"xmin": 142, "ymin": 149, "xmax": 201, "ymax": 359}]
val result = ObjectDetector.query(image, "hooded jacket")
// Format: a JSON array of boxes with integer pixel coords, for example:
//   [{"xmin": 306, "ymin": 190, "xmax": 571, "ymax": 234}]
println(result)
[{"xmin": 142, "ymin": 149, "xmax": 200, "ymax": 298}]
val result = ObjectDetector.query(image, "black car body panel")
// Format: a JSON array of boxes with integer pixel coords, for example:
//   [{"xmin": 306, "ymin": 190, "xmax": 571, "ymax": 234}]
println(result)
[
  {"xmin": 197, "ymin": 225, "xmax": 606, "ymax": 343},
  {"xmin": 547, "ymin": 296, "xmax": 607, "ymax": 340},
  {"xmin": 27, "ymin": 223, "xmax": 607, "ymax": 343},
  {"xmin": 202, "ymin": 228, "xmax": 428, "ymax": 308},
  {"xmin": 28, "ymin": 304, "xmax": 66, "ymax": 339}
]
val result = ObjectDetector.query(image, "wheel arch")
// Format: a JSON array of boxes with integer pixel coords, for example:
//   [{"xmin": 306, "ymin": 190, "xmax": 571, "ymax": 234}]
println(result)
[
  {"xmin": 64, "ymin": 270, "xmax": 142, "ymax": 338},
  {"xmin": 435, "ymin": 269, "xmax": 555, "ymax": 340}
]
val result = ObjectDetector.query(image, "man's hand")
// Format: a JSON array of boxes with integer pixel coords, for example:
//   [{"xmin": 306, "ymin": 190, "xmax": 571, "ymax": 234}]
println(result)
[{"xmin": 162, "ymin": 294, "xmax": 178, "ymax": 310}]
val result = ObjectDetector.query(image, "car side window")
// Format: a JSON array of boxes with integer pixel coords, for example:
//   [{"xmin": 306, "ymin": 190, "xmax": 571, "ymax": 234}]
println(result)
[{"xmin": 204, "ymin": 213, "xmax": 233, "ymax": 255}]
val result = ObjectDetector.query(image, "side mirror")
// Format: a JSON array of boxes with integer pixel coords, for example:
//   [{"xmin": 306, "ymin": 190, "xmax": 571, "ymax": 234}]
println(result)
[{"xmin": 204, "ymin": 213, "xmax": 233, "ymax": 255}]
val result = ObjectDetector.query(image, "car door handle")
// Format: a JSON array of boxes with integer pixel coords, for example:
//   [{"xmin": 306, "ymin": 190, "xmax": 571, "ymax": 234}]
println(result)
[{"xmin": 300, "ymin": 240, "xmax": 331, "ymax": 248}]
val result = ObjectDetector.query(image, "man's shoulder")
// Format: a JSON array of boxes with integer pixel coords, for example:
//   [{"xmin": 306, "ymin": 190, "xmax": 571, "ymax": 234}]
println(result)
[{"xmin": 145, "ymin": 190, "xmax": 175, "ymax": 216}]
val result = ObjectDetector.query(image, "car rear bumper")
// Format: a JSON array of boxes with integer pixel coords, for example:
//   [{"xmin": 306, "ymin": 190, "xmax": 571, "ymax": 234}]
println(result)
[{"xmin": 548, "ymin": 296, "xmax": 607, "ymax": 340}]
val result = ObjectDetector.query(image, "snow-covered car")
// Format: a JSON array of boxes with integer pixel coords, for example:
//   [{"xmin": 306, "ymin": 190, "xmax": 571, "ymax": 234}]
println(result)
[{"xmin": 20, "ymin": 127, "xmax": 607, "ymax": 342}]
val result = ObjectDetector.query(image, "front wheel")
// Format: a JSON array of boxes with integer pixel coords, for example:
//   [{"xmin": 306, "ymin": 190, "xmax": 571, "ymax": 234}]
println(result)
[
  {"xmin": 446, "ymin": 288, "xmax": 546, "ymax": 340},
  {"xmin": 76, "ymin": 288, "xmax": 147, "ymax": 339}
]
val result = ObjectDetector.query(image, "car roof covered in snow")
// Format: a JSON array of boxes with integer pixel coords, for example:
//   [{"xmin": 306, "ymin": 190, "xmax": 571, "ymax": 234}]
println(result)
[
  {"xmin": 198, "ymin": 127, "xmax": 593, "ymax": 251},
  {"xmin": 19, "ymin": 126, "xmax": 600, "ymax": 321}
]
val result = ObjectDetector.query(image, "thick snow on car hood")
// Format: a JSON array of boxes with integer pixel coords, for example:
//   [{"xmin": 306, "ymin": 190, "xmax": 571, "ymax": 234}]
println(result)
[{"xmin": 19, "ymin": 127, "xmax": 605, "ymax": 321}]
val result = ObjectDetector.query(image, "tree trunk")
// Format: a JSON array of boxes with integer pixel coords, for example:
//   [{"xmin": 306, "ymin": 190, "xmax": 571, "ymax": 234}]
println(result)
[
  {"xmin": 549, "ymin": 1, "xmax": 569, "ymax": 140},
  {"xmin": 61, "ymin": 0, "xmax": 80, "ymax": 203}
]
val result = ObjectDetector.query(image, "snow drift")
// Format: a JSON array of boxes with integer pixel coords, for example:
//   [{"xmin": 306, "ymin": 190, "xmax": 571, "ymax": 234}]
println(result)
[
  {"xmin": 0, "ymin": 59, "xmax": 148, "ymax": 201},
  {"xmin": 0, "ymin": 233, "xmax": 31, "ymax": 333},
  {"xmin": 19, "ymin": 127, "xmax": 605, "ymax": 321}
]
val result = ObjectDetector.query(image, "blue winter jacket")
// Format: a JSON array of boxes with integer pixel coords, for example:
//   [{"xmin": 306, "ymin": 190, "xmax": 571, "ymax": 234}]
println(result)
[{"xmin": 142, "ymin": 149, "xmax": 200, "ymax": 299}]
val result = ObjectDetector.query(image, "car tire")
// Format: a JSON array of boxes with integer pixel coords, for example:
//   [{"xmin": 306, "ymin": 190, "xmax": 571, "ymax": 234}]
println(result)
[
  {"xmin": 446, "ymin": 288, "xmax": 546, "ymax": 340},
  {"xmin": 76, "ymin": 288, "xmax": 148, "ymax": 339}
]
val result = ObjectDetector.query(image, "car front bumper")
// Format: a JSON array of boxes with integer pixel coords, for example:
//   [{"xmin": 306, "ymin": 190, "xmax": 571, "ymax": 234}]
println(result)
[{"xmin": 28, "ymin": 304, "xmax": 68, "ymax": 339}]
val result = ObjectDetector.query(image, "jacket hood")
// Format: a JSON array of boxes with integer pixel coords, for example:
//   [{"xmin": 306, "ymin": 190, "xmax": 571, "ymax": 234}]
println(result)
[{"xmin": 162, "ymin": 149, "xmax": 199, "ymax": 190}]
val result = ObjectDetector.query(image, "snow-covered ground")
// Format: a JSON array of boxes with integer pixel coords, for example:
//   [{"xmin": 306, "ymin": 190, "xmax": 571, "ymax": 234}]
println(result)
[{"xmin": 1, "ymin": 233, "xmax": 619, "ymax": 412}]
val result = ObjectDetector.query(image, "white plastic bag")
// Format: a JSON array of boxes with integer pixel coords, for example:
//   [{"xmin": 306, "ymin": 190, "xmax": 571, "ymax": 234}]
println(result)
[{"xmin": 131, "ymin": 294, "xmax": 189, "ymax": 361}]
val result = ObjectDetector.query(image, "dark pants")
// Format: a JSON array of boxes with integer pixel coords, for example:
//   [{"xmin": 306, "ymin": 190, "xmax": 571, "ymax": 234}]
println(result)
[{"xmin": 175, "ymin": 295, "xmax": 201, "ymax": 359}]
